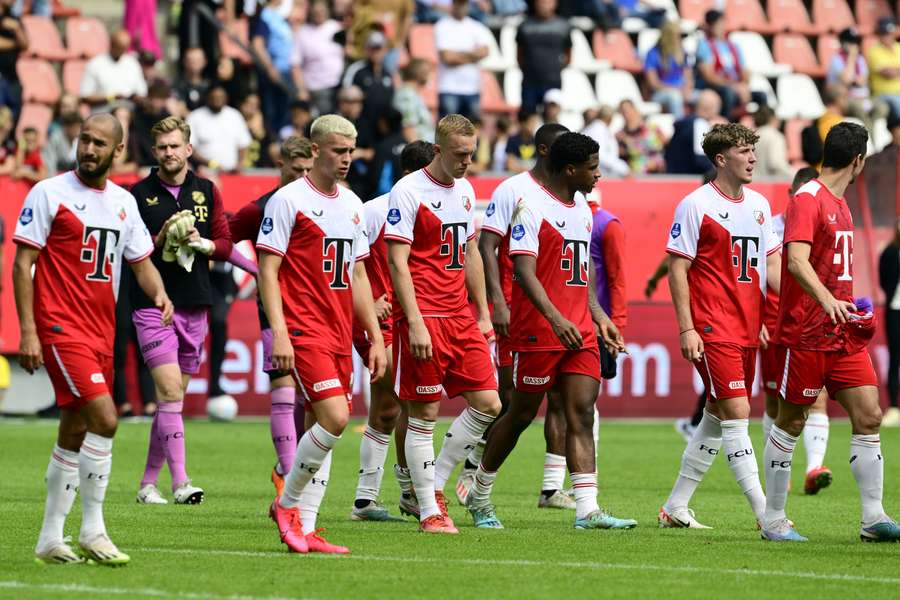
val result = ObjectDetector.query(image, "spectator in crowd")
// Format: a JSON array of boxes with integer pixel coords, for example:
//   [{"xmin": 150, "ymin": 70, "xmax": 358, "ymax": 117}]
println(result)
[
  {"xmin": 13, "ymin": 126, "xmax": 45, "ymax": 184},
  {"xmin": 130, "ymin": 80, "xmax": 172, "ymax": 167},
  {"xmin": 582, "ymin": 104, "xmax": 630, "ymax": 178},
  {"xmin": 467, "ymin": 116, "xmax": 493, "ymax": 175},
  {"xmin": 111, "ymin": 105, "xmax": 139, "ymax": 174},
  {"xmin": 828, "ymin": 26, "xmax": 885, "ymax": 132},
  {"xmin": 491, "ymin": 114, "xmax": 511, "ymax": 171},
  {"xmin": 49, "ymin": 93, "xmax": 82, "ymax": 131},
  {"xmin": 178, "ymin": 0, "xmax": 228, "ymax": 80},
  {"xmin": 216, "ymin": 55, "xmax": 251, "ymax": 108},
  {"xmin": 517, "ymin": 0, "xmax": 572, "ymax": 114},
  {"xmin": 665, "ymin": 89, "xmax": 723, "ymax": 174},
  {"xmin": 751, "ymin": 105, "xmax": 792, "ymax": 180},
  {"xmin": 0, "ymin": 104, "xmax": 16, "ymax": 175},
  {"xmin": 0, "ymin": 0, "xmax": 27, "ymax": 122},
  {"xmin": 342, "ymin": 30, "xmax": 395, "ymax": 130},
  {"xmin": 370, "ymin": 107, "xmax": 406, "ymax": 196},
  {"xmin": 415, "ymin": 0, "xmax": 451, "ymax": 23},
  {"xmin": 505, "ymin": 110, "xmax": 540, "ymax": 173},
  {"xmin": 542, "ymin": 89, "xmax": 563, "ymax": 124},
  {"xmin": 394, "ymin": 58, "xmax": 434, "ymax": 142},
  {"xmin": 616, "ymin": 99, "xmax": 666, "ymax": 174},
  {"xmin": 251, "ymin": 0, "xmax": 295, "ymax": 133},
  {"xmin": 80, "ymin": 29, "xmax": 148, "ymax": 108},
  {"xmin": 434, "ymin": 0, "xmax": 491, "ymax": 120},
  {"xmin": 560, "ymin": 0, "xmax": 620, "ymax": 29},
  {"xmin": 350, "ymin": 0, "xmax": 414, "ymax": 72},
  {"xmin": 278, "ymin": 99, "xmax": 312, "ymax": 139},
  {"xmin": 43, "ymin": 111, "xmax": 80, "ymax": 175},
  {"xmin": 174, "ymin": 47, "xmax": 210, "ymax": 113},
  {"xmin": 336, "ymin": 85, "xmax": 377, "ymax": 197},
  {"xmin": 186, "ymin": 83, "xmax": 252, "ymax": 172},
  {"xmin": 138, "ymin": 49, "xmax": 165, "ymax": 85},
  {"xmin": 617, "ymin": 0, "xmax": 667, "ymax": 28},
  {"xmin": 291, "ymin": 0, "xmax": 345, "ymax": 116},
  {"xmin": 644, "ymin": 20, "xmax": 692, "ymax": 119},
  {"xmin": 124, "ymin": 0, "xmax": 161, "ymax": 59},
  {"xmin": 239, "ymin": 92, "xmax": 278, "ymax": 168},
  {"xmin": 867, "ymin": 17, "xmax": 900, "ymax": 119},
  {"xmin": 817, "ymin": 84, "xmax": 849, "ymax": 145},
  {"xmin": 695, "ymin": 9, "xmax": 758, "ymax": 118}
]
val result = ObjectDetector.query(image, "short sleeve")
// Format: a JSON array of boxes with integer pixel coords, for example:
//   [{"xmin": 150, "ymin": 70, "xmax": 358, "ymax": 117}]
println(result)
[
  {"xmin": 563, "ymin": 23, "xmax": 573, "ymax": 50},
  {"xmin": 826, "ymin": 56, "xmax": 843, "ymax": 84},
  {"xmin": 477, "ymin": 22, "xmax": 493, "ymax": 48},
  {"xmin": 354, "ymin": 204, "xmax": 370, "ymax": 260},
  {"xmin": 666, "ymin": 196, "xmax": 701, "ymax": 260},
  {"xmin": 384, "ymin": 183, "xmax": 418, "ymax": 244},
  {"xmin": 13, "ymin": 184, "xmax": 54, "ymax": 249},
  {"xmin": 696, "ymin": 38, "xmax": 711, "ymax": 65},
  {"xmin": 783, "ymin": 191, "xmax": 818, "ymax": 245},
  {"xmin": 234, "ymin": 113, "xmax": 252, "ymax": 148},
  {"xmin": 256, "ymin": 192, "xmax": 295, "ymax": 256},
  {"xmin": 762, "ymin": 202, "xmax": 780, "ymax": 255},
  {"xmin": 434, "ymin": 19, "xmax": 451, "ymax": 51},
  {"xmin": 644, "ymin": 48, "xmax": 660, "ymax": 72},
  {"xmin": 124, "ymin": 200, "xmax": 153, "ymax": 263},
  {"xmin": 290, "ymin": 32, "xmax": 304, "ymax": 66},
  {"xmin": 508, "ymin": 201, "xmax": 540, "ymax": 257},
  {"xmin": 482, "ymin": 181, "xmax": 516, "ymax": 236}
]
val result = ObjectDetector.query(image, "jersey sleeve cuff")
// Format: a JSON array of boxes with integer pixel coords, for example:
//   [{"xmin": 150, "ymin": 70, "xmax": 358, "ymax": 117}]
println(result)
[
  {"xmin": 384, "ymin": 233, "xmax": 412, "ymax": 244},
  {"xmin": 467, "ymin": 232, "xmax": 477, "ymax": 241},
  {"xmin": 126, "ymin": 247, "xmax": 154, "ymax": 263},
  {"xmin": 256, "ymin": 243, "xmax": 286, "ymax": 257},
  {"xmin": 666, "ymin": 248, "xmax": 694, "ymax": 261},
  {"xmin": 480, "ymin": 224, "xmax": 505, "ymax": 236},
  {"xmin": 356, "ymin": 251, "xmax": 370, "ymax": 261},
  {"xmin": 766, "ymin": 243, "xmax": 782, "ymax": 256},
  {"xmin": 12, "ymin": 235, "xmax": 43, "ymax": 250},
  {"xmin": 509, "ymin": 249, "xmax": 537, "ymax": 257}
]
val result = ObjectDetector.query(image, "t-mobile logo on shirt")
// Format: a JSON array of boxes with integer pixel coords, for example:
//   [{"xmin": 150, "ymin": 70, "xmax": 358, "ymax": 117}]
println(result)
[
  {"xmin": 81, "ymin": 226, "xmax": 121, "ymax": 282},
  {"xmin": 731, "ymin": 235, "xmax": 760, "ymax": 283},
  {"xmin": 439, "ymin": 222, "xmax": 467, "ymax": 270},
  {"xmin": 833, "ymin": 231, "xmax": 853, "ymax": 282},
  {"xmin": 561, "ymin": 239, "xmax": 589, "ymax": 286},
  {"xmin": 322, "ymin": 237, "xmax": 353, "ymax": 289}
]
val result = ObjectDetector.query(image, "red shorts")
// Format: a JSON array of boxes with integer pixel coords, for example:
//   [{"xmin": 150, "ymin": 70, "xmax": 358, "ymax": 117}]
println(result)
[
  {"xmin": 495, "ymin": 333, "xmax": 513, "ymax": 369},
  {"xmin": 352, "ymin": 321, "xmax": 393, "ymax": 365},
  {"xmin": 43, "ymin": 342, "xmax": 113, "ymax": 410},
  {"xmin": 291, "ymin": 346, "xmax": 353, "ymax": 407},
  {"xmin": 695, "ymin": 342, "xmax": 756, "ymax": 401},
  {"xmin": 393, "ymin": 314, "xmax": 496, "ymax": 402},
  {"xmin": 512, "ymin": 346, "xmax": 600, "ymax": 393},
  {"xmin": 773, "ymin": 344, "xmax": 878, "ymax": 406},
  {"xmin": 759, "ymin": 344, "xmax": 780, "ymax": 395}
]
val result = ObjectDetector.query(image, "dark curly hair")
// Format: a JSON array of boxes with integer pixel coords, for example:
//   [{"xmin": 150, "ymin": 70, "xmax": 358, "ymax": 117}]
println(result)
[
  {"xmin": 548, "ymin": 132, "xmax": 599, "ymax": 174},
  {"xmin": 701, "ymin": 123, "xmax": 759, "ymax": 163}
]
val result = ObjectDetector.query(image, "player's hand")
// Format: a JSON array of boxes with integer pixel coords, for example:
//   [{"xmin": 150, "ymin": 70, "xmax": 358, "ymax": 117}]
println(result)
[
  {"xmin": 409, "ymin": 319, "xmax": 433, "ymax": 361},
  {"xmin": 373, "ymin": 294, "xmax": 392, "ymax": 322},
  {"xmin": 551, "ymin": 315, "xmax": 583, "ymax": 350},
  {"xmin": 644, "ymin": 277, "xmax": 658, "ymax": 300},
  {"xmin": 271, "ymin": 329, "xmax": 295, "ymax": 371},
  {"xmin": 491, "ymin": 300, "xmax": 510, "ymax": 337},
  {"xmin": 156, "ymin": 293, "xmax": 174, "ymax": 326},
  {"xmin": 821, "ymin": 295, "xmax": 855, "ymax": 324},
  {"xmin": 597, "ymin": 314, "xmax": 626, "ymax": 357},
  {"xmin": 187, "ymin": 236, "xmax": 216, "ymax": 255},
  {"xmin": 477, "ymin": 316, "xmax": 495, "ymax": 344},
  {"xmin": 18, "ymin": 331, "xmax": 43, "ymax": 374},
  {"xmin": 680, "ymin": 329, "xmax": 704, "ymax": 362},
  {"xmin": 759, "ymin": 325, "xmax": 770, "ymax": 349},
  {"xmin": 156, "ymin": 213, "xmax": 182, "ymax": 248},
  {"xmin": 368, "ymin": 338, "xmax": 387, "ymax": 382}
]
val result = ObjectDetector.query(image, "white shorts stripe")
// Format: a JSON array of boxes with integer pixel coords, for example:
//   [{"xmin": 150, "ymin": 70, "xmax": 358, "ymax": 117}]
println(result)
[
  {"xmin": 393, "ymin": 349, "xmax": 402, "ymax": 398},
  {"xmin": 293, "ymin": 368, "xmax": 310, "ymax": 406},
  {"xmin": 778, "ymin": 348, "xmax": 791, "ymax": 399},
  {"xmin": 512, "ymin": 352, "xmax": 519, "ymax": 384},
  {"xmin": 702, "ymin": 354, "xmax": 716, "ymax": 400},
  {"xmin": 51, "ymin": 345, "xmax": 80, "ymax": 398}
]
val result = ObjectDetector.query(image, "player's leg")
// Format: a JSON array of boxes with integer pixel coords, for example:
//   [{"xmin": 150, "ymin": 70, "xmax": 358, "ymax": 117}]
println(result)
[
  {"xmin": 268, "ymin": 374, "xmax": 298, "ymax": 496},
  {"xmin": 540, "ymin": 388, "xmax": 574, "ymax": 509},
  {"xmin": 394, "ymin": 399, "xmax": 418, "ymax": 518},
  {"xmin": 716, "ymin": 393, "xmax": 767, "ymax": 525},
  {"xmin": 406, "ymin": 399, "xmax": 452, "ymax": 532},
  {"xmin": 762, "ymin": 393, "xmax": 777, "ymax": 446},
  {"xmin": 803, "ymin": 390, "xmax": 832, "ymax": 495},
  {"xmin": 137, "ymin": 410, "xmax": 167, "ymax": 504}
]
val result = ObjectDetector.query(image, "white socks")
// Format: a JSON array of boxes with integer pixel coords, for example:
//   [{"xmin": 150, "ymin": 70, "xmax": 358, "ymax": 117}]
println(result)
[
  {"xmin": 298, "ymin": 451, "xmax": 332, "ymax": 534},
  {"xmin": 36, "ymin": 445, "xmax": 79, "ymax": 552},
  {"xmin": 394, "ymin": 463, "xmax": 412, "ymax": 496},
  {"xmin": 850, "ymin": 434, "xmax": 885, "ymax": 527},
  {"xmin": 762, "ymin": 412, "xmax": 774, "ymax": 446},
  {"xmin": 571, "ymin": 472, "xmax": 600, "ymax": 519},
  {"xmin": 542, "ymin": 452, "xmax": 567, "ymax": 492},
  {"xmin": 467, "ymin": 463, "xmax": 498, "ymax": 508},
  {"xmin": 406, "ymin": 418, "xmax": 439, "ymax": 520},
  {"xmin": 804, "ymin": 412, "xmax": 829, "ymax": 473},
  {"xmin": 434, "ymin": 407, "xmax": 495, "ymax": 490},
  {"xmin": 763, "ymin": 425, "xmax": 797, "ymax": 527},
  {"xmin": 280, "ymin": 423, "xmax": 340, "ymax": 509},
  {"xmin": 721, "ymin": 419, "xmax": 766, "ymax": 523},
  {"xmin": 78, "ymin": 433, "xmax": 113, "ymax": 542},
  {"xmin": 665, "ymin": 410, "xmax": 721, "ymax": 512},
  {"xmin": 356, "ymin": 426, "xmax": 390, "ymax": 502}
]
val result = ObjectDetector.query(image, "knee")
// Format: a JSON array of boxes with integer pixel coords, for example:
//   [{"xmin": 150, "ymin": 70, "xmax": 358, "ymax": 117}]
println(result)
[
  {"xmin": 89, "ymin": 413, "xmax": 118, "ymax": 438},
  {"xmin": 566, "ymin": 407, "xmax": 594, "ymax": 434},
  {"xmin": 471, "ymin": 393, "xmax": 502, "ymax": 417},
  {"xmin": 508, "ymin": 404, "xmax": 539, "ymax": 432},
  {"xmin": 780, "ymin": 416, "xmax": 807, "ymax": 437},
  {"xmin": 372, "ymin": 404, "xmax": 401, "ymax": 433},
  {"xmin": 853, "ymin": 407, "xmax": 882, "ymax": 434},
  {"xmin": 156, "ymin": 380, "xmax": 184, "ymax": 403},
  {"xmin": 319, "ymin": 411, "xmax": 349, "ymax": 436}
]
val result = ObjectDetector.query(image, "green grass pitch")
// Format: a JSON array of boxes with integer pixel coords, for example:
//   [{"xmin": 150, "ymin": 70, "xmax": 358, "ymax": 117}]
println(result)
[{"xmin": 1, "ymin": 418, "xmax": 898, "ymax": 599}]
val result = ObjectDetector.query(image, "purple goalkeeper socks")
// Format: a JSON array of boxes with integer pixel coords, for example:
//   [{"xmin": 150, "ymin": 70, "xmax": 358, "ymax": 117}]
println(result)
[
  {"xmin": 270, "ymin": 387, "xmax": 298, "ymax": 474},
  {"xmin": 157, "ymin": 401, "xmax": 189, "ymax": 490},
  {"xmin": 140, "ymin": 414, "xmax": 166, "ymax": 488}
]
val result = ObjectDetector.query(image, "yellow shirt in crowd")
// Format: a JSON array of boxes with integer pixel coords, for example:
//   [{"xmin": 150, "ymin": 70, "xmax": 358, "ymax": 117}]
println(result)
[{"xmin": 867, "ymin": 42, "xmax": 900, "ymax": 96}]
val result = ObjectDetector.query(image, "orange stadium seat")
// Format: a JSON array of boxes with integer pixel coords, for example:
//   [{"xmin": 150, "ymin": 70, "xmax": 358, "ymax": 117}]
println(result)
[
  {"xmin": 766, "ymin": 0, "xmax": 821, "ymax": 34},
  {"xmin": 62, "ymin": 59, "xmax": 86, "ymax": 96},
  {"xmin": 219, "ymin": 18, "xmax": 252, "ymax": 65},
  {"xmin": 863, "ymin": 34, "xmax": 879, "ymax": 56},
  {"xmin": 811, "ymin": 0, "xmax": 857, "ymax": 34},
  {"xmin": 784, "ymin": 118, "xmax": 811, "ymax": 163},
  {"xmin": 855, "ymin": 0, "xmax": 893, "ymax": 34},
  {"xmin": 724, "ymin": 0, "xmax": 775, "ymax": 33},
  {"xmin": 17, "ymin": 58, "xmax": 61, "ymax": 105},
  {"xmin": 773, "ymin": 33, "xmax": 825, "ymax": 77},
  {"xmin": 592, "ymin": 29, "xmax": 641, "ymax": 73},
  {"xmin": 22, "ymin": 15, "xmax": 70, "ymax": 61},
  {"xmin": 678, "ymin": 0, "xmax": 716, "ymax": 25},
  {"xmin": 817, "ymin": 35, "xmax": 841, "ymax": 70},
  {"xmin": 409, "ymin": 23, "xmax": 438, "ymax": 64},
  {"xmin": 65, "ymin": 16, "xmax": 110, "ymax": 59},
  {"xmin": 52, "ymin": 0, "xmax": 81, "ymax": 18},
  {"xmin": 17, "ymin": 103, "xmax": 53, "ymax": 145},
  {"xmin": 480, "ymin": 71, "xmax": 515, "ymax": 113}
]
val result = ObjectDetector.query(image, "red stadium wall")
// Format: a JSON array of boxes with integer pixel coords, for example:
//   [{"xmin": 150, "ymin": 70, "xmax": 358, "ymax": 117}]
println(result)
[{"xmin": 0, "ymin": 175, "xmax": 890, "ymax": 417}]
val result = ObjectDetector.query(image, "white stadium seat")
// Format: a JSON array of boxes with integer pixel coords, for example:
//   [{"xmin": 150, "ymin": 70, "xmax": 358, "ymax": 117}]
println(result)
[
  {"xmin": 570, "ymin": 29, "xmax": 610, "ymax": 74},
  {"xmin": 775, "ymin": 73, "xmax": 825, "ymax": 120},
  {"xmin": 595, "ymin": 69, "xmax": 661, "ymax": 115},
  {"xmin": 728, "ymin": 31, "xmax": 792, "ymax": 78}
]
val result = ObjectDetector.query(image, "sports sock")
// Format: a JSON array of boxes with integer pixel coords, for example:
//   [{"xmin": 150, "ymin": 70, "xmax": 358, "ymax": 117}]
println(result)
[
  {"xmin": 270, "ymin": 387, "xmax": 297, "ymax": 475},
  {"xmin": 434, "ymin": 407, "xmax": 495, "ymax": 490},
  {"xmin": 761, "ymin": 412, "xmax": 774, "ymax": 446},
  {"xmin": 157, "ymin": 401, "xmax": 189, "ymax": 489},
  {"xmin": 721, "ymin": 419, "xmax": 766, "ymax": 523},
  {"xmin": 140, "ymin": 414, "xmax": 165, "ymax": 488},
  {"xmin": 804, "ymin": 412, "xmax": 829, "ymax": 473},
  {"xmin": 542, "ymin": 452, "xmax": 567, "ymax": 492},
  {"xmin": 763, "ymin": 425, "xmax": 797, "ymax": 527},
  {"xmin": 298, "ymin": 451, "xmax": 332, "ymax": 534},
  {"xmin": 394, "ymin": 463, "xmax": 413, "ymax": 496},
  {"xmin": 36, "ymin": 445, "xmax": 79, "ymax": 552},
  {"xmin": 78, "ymin": 433, "xmax": 113, "ymax": 541},
  {"xmin": 465, "ymin": 439, "xmax": 486, "ymax": 470},
  {"xmin": 592, "ymin": 405, "xmax": 600, "ymax": 448},
  {"xmin": 664, "ymin": 410, "xmax": 721, "ymax": 512},
  {"xmin": 280, "ymin": 423, "xmax": 340, "ymax": 509},
  {"xmin": 467, "ymin": 463, "xmax": 498, "ymax": 508},
  {"xmin": 570, "ymin": 472, "xmax": 600, "ymax": 519},
  {"xmin": 356, "ymin": 426, "xmax": 390, "ymax": 503},
  {"xmin": 406, "ymin": 418, "xmax": 439, "ymax": 520},
  {"xmin": 850, "ymin": 434, "xmax": 885, "ymax": 527}
]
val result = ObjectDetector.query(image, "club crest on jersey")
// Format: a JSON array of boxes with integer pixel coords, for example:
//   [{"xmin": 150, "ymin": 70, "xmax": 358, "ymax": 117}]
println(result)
[
  {"xmin": 670, "ymin": 223, "xmax": 681, "ymax": 239},
  {"xmin": 118, "ymin": 207, "xmax": 127, "ymax": 221},
  {"xmin": 352, "ymin": 212, "xmax": 361, "ymax": 225},
  {"xmin": 512, "ymin": 224, "xmax": 525, "ymax": 240},
  {"xmin": 387, "ymin": 208, "xmax": 401, "ymax": 225},
  {"xmin": 261, "ymin": 216, "xmax": 274, "ymax": 234},
  {"xmin": 463, "ymin": 196, "xmax": 472, "ymax": 212},
  {"xmin": 146, "ymin": 196, "xmax": 159, "ymax": 206},
  {"xmin": 585, "ymin": 218, "xmax": 592, "ymax": 233},
  {"xmin": 754, "ymin": 210, "xmax": 765, "ymax": 225},
  {"xmin": 192, "ymin": 191, "xmax": 206, "ymax": 205},
  {"xmin": 19, "ymin": 207, "xmax": 33, "ymax": 225},
  {"xmin": 485, "ymin": 202, "xmax": 496, "ymax": 217}
]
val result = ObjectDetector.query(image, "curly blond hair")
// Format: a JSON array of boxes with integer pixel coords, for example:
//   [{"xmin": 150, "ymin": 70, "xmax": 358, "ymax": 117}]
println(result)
[{"xmin": 702, "ymin": 123, "xmax": 759, "ymax": 163}]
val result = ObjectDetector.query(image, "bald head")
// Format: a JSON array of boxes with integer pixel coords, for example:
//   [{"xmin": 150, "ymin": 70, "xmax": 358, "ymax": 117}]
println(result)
[
  {"xmin": 110, "ymin": 30, "xmax": 131, "ymax": 60},
  {"xmin": 84, "ymin": 113, "xmax": 124, "ymax": 145},
  {"xmin": 696, "ymin": 90, "xmax": 722, "ymax": 121}
]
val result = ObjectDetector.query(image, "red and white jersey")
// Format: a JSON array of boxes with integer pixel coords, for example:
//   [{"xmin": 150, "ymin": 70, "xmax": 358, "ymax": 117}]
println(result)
[
  {"xmin": 384, "ymin": 168, "xmax": 477, "ymax": 318},
  {"xmin": 508, "ymin": 187, "xmax": 596, "ymax": 351},
  {"xmin": 774, "ymin": 179, "xmax": 854, "ymax": 351},
  {"xmin": 763, "ymin": 213, "xmax": 785, "ymax": 334},
  {"xmin": 362, "ymin": 193, "xmax": 392, "ymax": 303},
  {"xmin": 13, "ymin": 171, "xmax": 153, "ymax": 352},
  {"xmin": 666, "ymin": 182, "xmax": 779, "ymax": 347},
  {"xmin": 256, "ymin": 176, "xmax": 369, "ymax": 355}
]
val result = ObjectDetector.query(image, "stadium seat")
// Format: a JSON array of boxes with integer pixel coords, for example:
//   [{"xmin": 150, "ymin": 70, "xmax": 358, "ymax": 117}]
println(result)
[
  {"xmin": 862, "ymin": 35, "xmax": 878, "ymax": 56},
  {"xmin": 817, "ymin": 35, "xmax": 841, "ymax": 71},
  {"xmin": 592, "ymin": 29, "xmax": 641, "ymax": 73},
  {"xmin": 766, "ymin": 0, "xmax": 820, "ymax": 34},
  {"xmin": 499, "ymin": 24, "xmax": 518, "ymax": 71},
  {"xmin": 571, "ymin": 29, "xmax": 609, "ymax": 74},
  {"xmin": 783, "ymin": 118, "xmax": 810, "ymax": 163},
  {"xmin": 503, "ymin": 67, "xmax": 522, "ymax": 108},
  {"xmin": 678, "ymin": 0, "xmax": 716, "ymax": 26},
  {"xmin": 22, "ymin": 15, "xmax": 70, "ymax": 61},
  {"xmin": 595, "ymin": 69, "xmax": 661, "ymax": 114},
  {"xmin": 773, "ymin": 33, "xmax": 825, "ymax": 77},
  {"xmin": 219, "ymin": 18, "xmax": 252, "ymax": 65},
  {"xmin": 17, "ymin": 103, "xmax": 53, "ymax": 145},
  {"xmin": 409, "ymin": 23, "xmax": 437, "ymax": 64},
  {"xmin": 480, "ymin": 71, "xmax": 515, "ymax": 113},
  {"xmin": 728, "ymin": 31, "xmax": 791, "ymax": 78},
  {"xmin": 811, "ymin": 0, "xmax": 856, "ymax": 34},
  {"xmin": 561, "ymin": 68, "xmax": 597, "ymax": 112},
  {"xmin": 724, "ymin": 0, "xmax": 775, "ymax": 34},
  {"xmin": 62, "ymin": 59, "xmax": 86, "ymax": 96},
  {"xmin": 775, "ymin": 73, "xmax": 825, "ymax": 119},
  {"xmin": 636, "ymin": 29, "xmax": 660, "ymax": 60},
  {"xmin": 65, "ymin": 16, "xmax": 109, "ymax": 59},
  {"xmin": 749, "ymin": 73, "xmax": 778, "ymax": 108},
  {"xmin": 855, "ymin": 0, "xmax": 893, "ymax": 34},
  {"xmin": 17, "ymin": 58, "xmax": 61, "ymax": 105},
  {"xmin": 52, "ymin": 0, "xmax": 81, "ymax": 18},
  {"xmin": 558, "ymin": 110, "xmax": 584, "ymax": 132},
  {"xmin": 480, "ymin": 30, "xmax": 511, "ymax": 72}
]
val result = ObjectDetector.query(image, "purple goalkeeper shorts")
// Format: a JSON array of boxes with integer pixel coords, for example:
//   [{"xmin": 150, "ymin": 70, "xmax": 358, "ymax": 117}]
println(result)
[{"xmin": 133, "ymin": 306, "xmax": 209, "ymax": 374}]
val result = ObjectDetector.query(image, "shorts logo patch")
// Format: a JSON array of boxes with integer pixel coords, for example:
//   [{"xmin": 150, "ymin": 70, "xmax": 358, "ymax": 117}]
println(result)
[
  {"xmin": 387, "ymin": 208, "xmax": 401, "ymax": 225},
  {"xmin": 523, "ymin": 375, "xmax": 550, "ymax": 385},
  {"xmin": 485, "ymin": 202, "xmax": 496, "ymax": 217},
  {"xmin": 728, "ymin": 380, "xmax": 745, "ymax": 390},
  {"xmin": 312, "ymin": 378, "xmax": 341, "ymax": 392},
  {"xmin": 90, "ymin": 373, "xmax": 105, "ymax": 384},
  {"xmin": 765, "ymin": 381, "xmax": 777, "ymax": 390},
  {"xmin": 802, "ymin": 388, "xmax": 821, "ymax": 397},
  {"xmin": 511, "ymin": 224, "xmax": 525, "ymax": 240},
  {"xmin": 141, "ymin": 340, "xmax": 163, "ymax": 353},
  {"xmin": 670, "ymin": 223, "xmax": 681, "ymax": 239},
  {"xmin": 19, "ymin": 207, "xmax": 33, "ymax": 225},
  {"xmin": 261, "ymin": 217, "xmax": 274, "ymax": 234},
  {"xmin": 416, "ymin": 385, "xmax": 442, "ymax": 394}
]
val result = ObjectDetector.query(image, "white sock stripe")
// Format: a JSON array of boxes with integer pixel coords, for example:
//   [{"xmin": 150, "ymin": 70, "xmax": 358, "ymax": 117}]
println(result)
[
  {"xmin": 80, "ymin": 444, "xmax": 111, "ymax": 458},
  {"xmin": 307, "ymin": 431, "xmax": 331, "ymax": 452},
  {"xmin": 51, "ymin": 451, "xmax": 79, "ymax": 469},
  {"xmin": 465, "ymin": 406, "xmax": 495, "ymax": 426},
  {"xmin": 51, "ymin": 345, "xmax": 80, "ymax": 398},
  {"xmin": 363, "ymin": 428, "xmax": 391, "ymax": 445},
  {"xmin": 769, "ymin": 436, "xmax": 793, "ymax": 454}
]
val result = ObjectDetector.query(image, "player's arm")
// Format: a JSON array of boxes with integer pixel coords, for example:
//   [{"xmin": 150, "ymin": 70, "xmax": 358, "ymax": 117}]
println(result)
[
  {"xmin": 387, "ymin": 240, "xmax": 432, "ymax": 360},
  {"xmin": 258, "ymin": 252, "xmax": 294, "ymax": 370},
  {"xmin": 352, "ymin": 261, "xmax": 387, "ymax": 381},
  {"xmin": 479, "ymin": 229, "xmax": 509, "ymax": 336},
  {"xmin": 645, "ymin": 255, "xmax": 669, "ymax": 299},
  {"xmin": 668, "ymin": 254, "xmax": 703, "ymax": 361},
  {"xmin": 785, "ymin": 241, "xmax": 855, "ymax": 324},
  {"xmin": 512, "ymin": 253, "xmax": 583, "ymax": 350},
  {"xmin": 766, "ymin": 250, "xmax": 781, "ymax": 296},
  {"xmin": 465, "ymin": 238, "xmax": 492, "ymax": 338},
  {"xmin": 12, "ymin": 245, "xmax": 42, "ymax": 373},
  {"xmin": 130, "ymin": 258, "xmax": 174, "ymax": 326},
  {"xmin": 588, "ymin": 257, "xmax": 626, "ymax": 356},
  {"xmin": 185, "ymin": 186, "xmax": 233, "ymax": 259},
  {"xmin": 601, "ymin": 220, "xmax": 627, "ymax": 330}
]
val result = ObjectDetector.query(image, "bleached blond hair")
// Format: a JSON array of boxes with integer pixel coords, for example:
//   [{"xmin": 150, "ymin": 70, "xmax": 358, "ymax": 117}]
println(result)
[
  {"xmin": 310, "ymin": 114, "xmax": 357, "ymax": 142},
  {"xmin": 435, "ymin": 114, "xmax": 475, "ymax": 146}
]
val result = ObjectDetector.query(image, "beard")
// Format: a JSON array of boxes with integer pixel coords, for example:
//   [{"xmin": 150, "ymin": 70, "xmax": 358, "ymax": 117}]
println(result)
[
  {"xmin": 76, "ymin": 151, "xmax": 115, "ymax": 179},
  {"xmin": 159, "ymin": 157, "xmax": 186, "ymax": 176}
]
